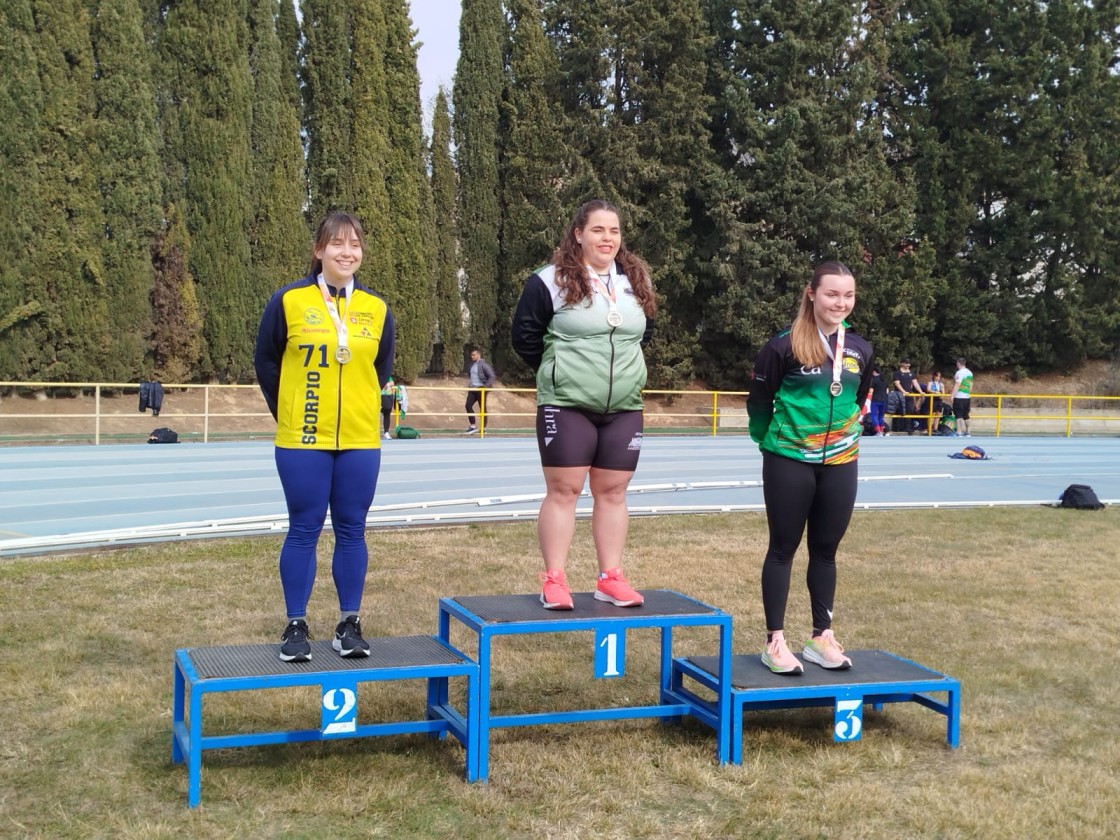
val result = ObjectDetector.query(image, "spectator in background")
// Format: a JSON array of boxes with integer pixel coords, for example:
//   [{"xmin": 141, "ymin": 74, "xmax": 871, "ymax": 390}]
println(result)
[
  {"xmin": 869, "ymin": 366, "xmax": 888, "ymax": 435},
  {"xmin": 464, "ymin": 348, "xmax": 496, "ymax": 434},
  {"xmin": 892, "ymin": 359, "xmax": 923, "ymax": 434},
  {"xmin": 952, "ymin": 357, "xmax": 974, "ymax": 436},
  {"xmin": 380, "ymin": 377, "xmax": 408, "ymax": 439}
]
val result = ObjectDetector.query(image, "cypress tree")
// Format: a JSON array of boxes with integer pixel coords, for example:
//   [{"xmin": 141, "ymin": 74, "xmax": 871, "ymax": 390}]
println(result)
[
  {"xmin": 248, "ymin": 0, "xmax": 310, "ymax": 290},
  {"xmin": 276, "ymin": 0, "xmax": 302, "ymax": 111},
  {"xmin": 150, "ymin": 204, "xmax": 203, "ymax": 382},
  {"xmin": 345, "ymin": 0, "xmax": 394, "ymax": 300},
  {"xmin": 159, "ymin": 0, "xmax": 256, "ymax": 381},
  {"xmin": 0, "ymin": 0, "xmax": 45, "ymax": 380},
  {"xmin": 454, "ymin": 0, "xmax": 504, "ymax": 355},
  {"xmin": 29, "ymin": 0, "xmax": 112, "ymax": 381},
  {"xmin": 430, "ymin": 87, "xmax": 465, "ymax": 377},
  {"xmin": 301, "ymin": 0, "xmax": 350, "ymax": 222},
  {"xmin": 92, "ymin": 0, "xmax": 163, "ymax": 382},
  {"xmin": 381, "ymin": 0, "xmax": 435, "ymax": 381}
]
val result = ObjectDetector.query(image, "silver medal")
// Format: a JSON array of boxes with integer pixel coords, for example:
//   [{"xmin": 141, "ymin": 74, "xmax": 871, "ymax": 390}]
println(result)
[
  {"xmin": 829, "ymin": 381, "xmax": 842, "ymax": 397},
  {"xmin": 607, "ymin": 310, "xmax": 623, "ymax": 328},
  {"xmin": 335, "ymin": 346, "xmax": 352, "ymax": 364}
]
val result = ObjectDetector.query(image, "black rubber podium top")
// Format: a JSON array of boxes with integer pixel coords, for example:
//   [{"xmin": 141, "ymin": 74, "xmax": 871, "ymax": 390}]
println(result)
[
  {"xmin": 686, "ymin": 650, "xmax": 952, "ymax": 691},
  {"xmin": 186, "ymin": 635, "xmax": 467, "ymax": 679},
  {"xmin": 447, "ymin": 589, "xmax": 721, "ymax": 624}
]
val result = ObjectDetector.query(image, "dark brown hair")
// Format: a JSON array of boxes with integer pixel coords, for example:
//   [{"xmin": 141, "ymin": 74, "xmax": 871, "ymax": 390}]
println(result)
[
  {"xmin": 309, "ymin": 212, "xmax": 366, "ymax": 278},
  {"xmin": 551, "ymin": 199, "xmax": 657, "ymax": 317},
  {"xmin": 790, "ymin": 261, "xmax": 855, "ymax": 367}
]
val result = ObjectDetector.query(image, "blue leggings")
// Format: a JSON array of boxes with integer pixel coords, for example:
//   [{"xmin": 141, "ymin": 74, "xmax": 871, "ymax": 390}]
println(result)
[{"xmin": 275, "ymin": 448, "xmax": 381, "ymax": 619}]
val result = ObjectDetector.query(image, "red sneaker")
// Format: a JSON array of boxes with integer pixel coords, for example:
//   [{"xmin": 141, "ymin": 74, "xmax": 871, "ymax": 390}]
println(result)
[
  {"xmin": 594, "ymin": 567, "xmax": 644, "ymax": 607},
  {"xmin": 539, "ymin": 569, "xmax": 573, "ymax": 610}
]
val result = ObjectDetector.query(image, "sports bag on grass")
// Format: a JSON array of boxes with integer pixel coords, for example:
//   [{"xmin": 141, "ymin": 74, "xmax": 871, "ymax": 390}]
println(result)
[{"xmin": 1059, "ymin": 484, "xmax": 1104, "ymax": 510}]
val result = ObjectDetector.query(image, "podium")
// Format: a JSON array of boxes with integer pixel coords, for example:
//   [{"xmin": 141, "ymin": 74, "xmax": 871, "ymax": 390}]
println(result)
[
  {"xmin": 171, "ymin": 595, "xmax": 962, "ymax": 804},
  {"xmin": 671, "ymin": 649, "xmax": 960, "ymax": 764},
  {"xmin": 172, "ymin": 635, "xmax": 478, "ymax": 807},
  {"xmin": 437, "ymin": 589, "xmax": 733, "ymax": 780}
]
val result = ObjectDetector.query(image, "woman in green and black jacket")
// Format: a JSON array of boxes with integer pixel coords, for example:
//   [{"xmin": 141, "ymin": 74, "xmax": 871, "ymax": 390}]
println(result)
[
  {"xmin": 747, "ymin": 261, "xmax": 874, "ymax": 675},
  {"xmin": 512, "ymin": 199, "xmax": 656, "ymax": 612}
]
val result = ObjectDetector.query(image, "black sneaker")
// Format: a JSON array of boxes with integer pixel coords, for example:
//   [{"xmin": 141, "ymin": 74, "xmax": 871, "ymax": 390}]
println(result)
[
  {"xmin": 333, "ymin": 616, "xmax": 371, "ymax": 658},
  {"xmin": 279, "ymin": 619, "xmax": 312, "ymax": 662}
]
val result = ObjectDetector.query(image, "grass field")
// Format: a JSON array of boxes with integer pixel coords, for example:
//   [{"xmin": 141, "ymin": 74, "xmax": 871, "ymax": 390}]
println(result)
[{"xmin": 2, "ymin": 508, "xmax": 1119, "ymax": 839}]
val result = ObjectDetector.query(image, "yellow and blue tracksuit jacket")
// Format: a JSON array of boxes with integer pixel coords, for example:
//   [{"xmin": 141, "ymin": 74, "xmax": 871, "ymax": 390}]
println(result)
[{"xmin": 254, "ymin": 275, "xmax": 394, "ymax": 449}]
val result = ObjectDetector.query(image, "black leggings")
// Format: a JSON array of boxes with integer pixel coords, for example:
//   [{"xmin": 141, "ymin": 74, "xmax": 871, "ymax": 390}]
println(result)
[{"xmin": 761, "ymin": 452, "xmax": 858, "ymax": 633}]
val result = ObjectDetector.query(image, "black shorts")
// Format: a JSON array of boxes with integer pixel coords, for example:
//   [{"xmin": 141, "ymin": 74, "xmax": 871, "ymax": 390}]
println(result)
[
  {"xmin": 953, "ymin": 398, "xmax": 971, "ymax": 421},
  {"xmin": 536, "ymin": 406, "xmax": 644, "ymax": 471}
]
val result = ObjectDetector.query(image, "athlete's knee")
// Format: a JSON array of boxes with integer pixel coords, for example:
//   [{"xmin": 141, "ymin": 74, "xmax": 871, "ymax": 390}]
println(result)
[{"xmin": 589, "ymin": 477, "xmax": 629, "ymax": 504}]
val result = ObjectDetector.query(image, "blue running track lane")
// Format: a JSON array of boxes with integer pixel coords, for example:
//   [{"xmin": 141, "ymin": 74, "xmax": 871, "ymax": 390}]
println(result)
[{"xmin": 1, "ymin": 435, "xmax": 1117, "ymax": 556}]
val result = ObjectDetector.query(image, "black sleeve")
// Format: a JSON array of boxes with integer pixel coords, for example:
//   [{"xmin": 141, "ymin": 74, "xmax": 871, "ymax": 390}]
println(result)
[
  {"xmin": 375, "ymin": 305, "xmax": 395, "ymax": 389},
  {"xmin": 641, "ymin": 315, "xmax": 654, "ymax": 348},
  {"xmin": 855, "ymin": 342, "xmax": 875, "ymax": 408},
  {"xmin": 254, "ymin": 291, "xmax": 287, "ymax": 421},
  {"xmin": 746, "ymin": 337, "xmax": 785, "ymax": 443},
  {"xmin": 511, "ymin": 274, "xmax": 553, "ymax": 370}
]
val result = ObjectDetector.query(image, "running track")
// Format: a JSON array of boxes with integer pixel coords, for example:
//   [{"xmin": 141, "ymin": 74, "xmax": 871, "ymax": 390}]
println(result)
[{"xmin": 1, "ymin": 435, "xmax": 1116, "ymax": 556}]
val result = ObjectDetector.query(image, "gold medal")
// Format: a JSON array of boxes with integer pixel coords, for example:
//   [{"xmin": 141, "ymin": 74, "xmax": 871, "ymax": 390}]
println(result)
[{"xmin": 335, "ymin": 346, "xmax": 352, "ymax": 364}]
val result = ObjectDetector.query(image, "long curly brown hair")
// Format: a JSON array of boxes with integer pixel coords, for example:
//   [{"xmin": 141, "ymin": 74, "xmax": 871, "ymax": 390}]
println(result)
[{"xmin": 551, "ymin": 200, "xmax": 657, "ymax": 318}]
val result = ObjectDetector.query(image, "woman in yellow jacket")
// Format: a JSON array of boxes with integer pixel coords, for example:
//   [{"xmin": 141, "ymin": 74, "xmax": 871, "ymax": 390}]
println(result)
[{"xmin": 255, "ymin": 212, "xmax": 394, "ymax": 662}]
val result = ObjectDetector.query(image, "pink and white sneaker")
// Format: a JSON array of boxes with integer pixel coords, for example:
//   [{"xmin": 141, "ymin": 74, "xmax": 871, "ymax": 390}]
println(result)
[{"xmin": 803, "ymin": 629, "xmax": 853, "ymax": 670}]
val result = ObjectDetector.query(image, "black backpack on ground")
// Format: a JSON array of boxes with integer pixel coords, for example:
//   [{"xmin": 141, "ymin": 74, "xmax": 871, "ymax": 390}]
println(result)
[
  {"xmin": 1058, "ymin": 484, "xmax": 1104, "ymax": 510},
  {"xmin": 148, "ymin": 427, "xmax": 179, "ymax": 444}
]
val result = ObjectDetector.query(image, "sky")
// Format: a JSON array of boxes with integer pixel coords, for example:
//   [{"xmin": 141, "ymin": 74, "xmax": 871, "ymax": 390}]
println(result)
[{"xmin": 409, "ymin": 0, "xmax": 462, "ymax": 122}]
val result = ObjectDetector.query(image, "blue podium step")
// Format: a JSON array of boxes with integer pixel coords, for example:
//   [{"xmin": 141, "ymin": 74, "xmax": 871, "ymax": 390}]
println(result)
[
  {"xmin": 438, "ymin": 588, "xmax": 734, "ymax": 780},
  {"xmin": 672, "ymin": 649, "xmax": 960, "ymax": 764},
  {"xmin": 172, "ymin": 634, "xmax": 479, "ymax": 807}
]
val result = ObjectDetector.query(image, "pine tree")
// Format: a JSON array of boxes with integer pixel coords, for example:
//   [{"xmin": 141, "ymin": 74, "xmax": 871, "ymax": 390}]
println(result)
[
  {"xmin": 430, "ymin": 87, "xmax": 465, "ymax": 377},
  {"xmin": 697, "ymin": 0, "xmax": 922, "ymax": 386},
  {"xmin": 29, "ymin": 0, "xmax": 112, "ymax": 381},
  {"xmin": 598, "ymin": 0, "xmax": 715, "ymax": 389},
  {"xmin": 159, "ymin": 0, "xmax": 256, "ymax": 381},
  {"xmin": 248, "ymin": 0, "xmax": 310, "ymax": 291},
  {"xmin": 92, "ymin": 0, "xmax": 163, "ymax": 382},
  {"xmin": 0, "ymin": 0, "xmax": 45, "ymax": 379},
  {"xmin": 381, "ymin": 0, "xmax": 435, "ymax": 381},
  {"xmin": 497, "ymin": 0, "xmax": 574, "ymax": 382},
  {"xmin": 454, "ymin": 0, "xmax": 504, "ymax": 355},
  {"xmin": 301, "ymin": 0, "xmax": 351, "ymax": 222}
]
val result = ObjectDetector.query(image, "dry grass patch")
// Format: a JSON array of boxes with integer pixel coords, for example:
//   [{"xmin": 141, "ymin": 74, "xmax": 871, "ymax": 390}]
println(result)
[{"xmin": 2, "ymin": 508, "xmax": 1119, "ymax": 838}]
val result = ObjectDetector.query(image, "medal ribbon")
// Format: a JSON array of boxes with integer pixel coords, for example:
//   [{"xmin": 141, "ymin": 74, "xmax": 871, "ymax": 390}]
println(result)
[
  {"xmin": 587, "ymin": 264, "xmax": 620, "ymax": 325},
  {"xmin": 317, "ymin": 276, "xmax": 352, "ymax": 354},
  {"xmin": 818, "ymin": 323, "xmax": 846, "ymax": 394}
]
